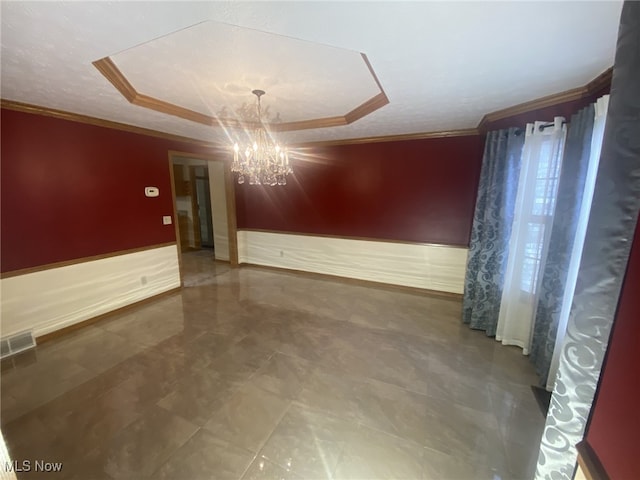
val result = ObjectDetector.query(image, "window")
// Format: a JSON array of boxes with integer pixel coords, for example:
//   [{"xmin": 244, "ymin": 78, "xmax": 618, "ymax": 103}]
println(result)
[{"xmin": 521, "ymin": 136, "xmax": 564, "ymax": 293}]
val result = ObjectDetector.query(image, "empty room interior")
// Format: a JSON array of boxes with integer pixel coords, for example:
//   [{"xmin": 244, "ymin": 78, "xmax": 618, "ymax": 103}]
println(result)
[{"xmin": 1, "ymin": 2, "xmax": 638, "ymax": 480}]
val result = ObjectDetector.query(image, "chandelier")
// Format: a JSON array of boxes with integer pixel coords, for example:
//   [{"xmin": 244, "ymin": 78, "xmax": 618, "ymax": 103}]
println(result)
[{"xmin": 231, "ymin": 90, "xmax": 292, "ymax": 186}]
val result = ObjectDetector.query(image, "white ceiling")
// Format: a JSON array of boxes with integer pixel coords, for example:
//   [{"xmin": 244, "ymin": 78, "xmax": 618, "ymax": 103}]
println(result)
[
  {"xmin": 111, "ymin": 20, "xmax": 381, "ymax": 123},
  {"xmin": 1, "ymin": 1, "xmax": 623, "ymax": 145}
]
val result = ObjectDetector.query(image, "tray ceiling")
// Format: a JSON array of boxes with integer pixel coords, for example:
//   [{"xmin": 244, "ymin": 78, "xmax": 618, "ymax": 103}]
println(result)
[
  {"xmin": 0, "ymin": 1, "xmax": 624, "ymax": 145},
  {"xmin": 102, "ymin": 20, "xmax": 385, "ymax": 128}
]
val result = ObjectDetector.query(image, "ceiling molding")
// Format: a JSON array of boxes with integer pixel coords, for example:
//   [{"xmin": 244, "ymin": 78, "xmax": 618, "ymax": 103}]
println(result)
[
  {"xmin": 1, "ymin": 66, "xmax": 612, "ymax": 151},
  {"xmin": 132, "ymin": 92, "xmax": 220, "ymax": 127},
  {"xmin": 93, "ymin": 52, "xmax": 389, "ymax": 133},
  {"xmin": 477, "ymin": 67, "xmax": 613, "ymax": 131},
  {"xmin": 0, "ymin": 99, "xmax": 216, "ymax": 149},
  {"xmin": 361, "ymin": 53, "xmax": 387, "ymax": 95},
  {"xmin": 271, "ymin": 53, "xmax": 390, "ymax": 132},
  {"xmin": 5, "ymin": 67, "xmax": 614, "ymax": 150},
  {"xmin": 93, "ymin": 57, "xmax": 242, "ymax": 129},
  {"xmin": 585, "ymin": 67, "xmax": 614, "ymax": 94},
  {"xmin": 92, "ymin": 56, "xmax": 137, "ymax": 102},
  {"xmin": 1, "ymin": 2, "xmax": 622, "ymax": 145},
  {"xmin": 343, "ymin": 53, "xmax": 390, "ymax": 124},
  {"xmin": 271, "ymin": 116, "xmax": 347, "ymax": 132},
  {"xmin": 1, "ymin": 98, "xmax": 477, "ymax": 150},
  {"xmin": 295, "ymin": 128, "xmax": 480, "ymax": 148},
  {"xmin": 344, "ymin": 92, "xmax": 390, "ymax": 125}
]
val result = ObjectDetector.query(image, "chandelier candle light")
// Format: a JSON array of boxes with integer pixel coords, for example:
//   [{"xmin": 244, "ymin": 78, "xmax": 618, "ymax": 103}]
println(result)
[{"xmin": 231, "ymin": 90, "xmax": 292, "ymax": 186}]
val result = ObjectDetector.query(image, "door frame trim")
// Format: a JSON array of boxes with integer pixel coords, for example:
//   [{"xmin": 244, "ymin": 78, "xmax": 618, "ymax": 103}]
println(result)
[
  {"xmin": 168, "ymin": 150, "xmax": 239, "ymax": 286},
  {"xmin": 189, "ymin": 165, "xmax": 203, "ymax": 249}
]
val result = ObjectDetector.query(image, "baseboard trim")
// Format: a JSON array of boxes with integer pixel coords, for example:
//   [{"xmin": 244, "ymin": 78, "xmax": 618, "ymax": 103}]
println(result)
[
  {"xmin": 576, "ymin": 440, "xmax": 609, "ymax": 480},
  {"xmin": 240, "ymin": 263, "xmax": 463, "ymax": 299},
  {"xmin": 36, "ymin": 286, "xmax": 182, "ymax": 344}
]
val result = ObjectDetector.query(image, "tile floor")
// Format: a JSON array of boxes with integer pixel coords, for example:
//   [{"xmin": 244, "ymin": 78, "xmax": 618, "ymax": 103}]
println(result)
[{"xmin": 1, "ymin": 252, "xmax": 545, "ymax": 479}]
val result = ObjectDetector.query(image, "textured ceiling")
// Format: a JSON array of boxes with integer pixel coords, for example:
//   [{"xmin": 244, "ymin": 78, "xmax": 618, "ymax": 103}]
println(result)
[
  {"xmin": 110, "ymin": 20, "xmax": 382, "ymax": 123},
  {"xmin": 0, "ymin": 1, "xmax": 623, "ymax": 144}
]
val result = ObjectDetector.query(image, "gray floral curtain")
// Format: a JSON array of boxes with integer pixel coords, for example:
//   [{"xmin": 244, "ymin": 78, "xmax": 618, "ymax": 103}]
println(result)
[
  {"xmin": 536, "ymin": 1, "xmax": 640, "ymax": 478},
  {"xmin": 462, "ymin": 128, "xmax": 524, "ymax": 336},
  {"xmin": 529, "ymin": 104, "xmax": 595, "ymax": 384}
]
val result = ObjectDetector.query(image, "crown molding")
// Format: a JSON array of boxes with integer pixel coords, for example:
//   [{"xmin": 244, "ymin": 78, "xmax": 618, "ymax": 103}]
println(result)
[
  {"xmin": 344, "ymin": 53, "xmax": 390, "ymax": 124},
  {"xmin": 585, "ymin": 67, "xmax": 614, "ymax": 95},
  {"xmin": 93, "ymin": 57, "xmax": 242, "ymax": 129},
  {"xmin": 92, "ymin": 56, "xmax": 137, "ymax": 102},
  {"xmin": 1, "ymin": 98, "xmax": 479, "ymax": 149},
  {"xmin": 295, "ymin": 128, "xmax": 480, "ymax": 148},
  {"xmin": 0, "ymin": 99, "xmax": 217, "ymax": 149},
  {"xmin": 2, "ymin": 68, "xmax": 612, "ymax": 150},
  {"xmin": 93, "ymin": 53, "xmax": 389, "ymax": 133},
  {"xmin": 478, "ymin": 87, "xmax": 585, "ymax": 130},
  {"xmin": 477, "ymin": 67, "xmax": 613, "ymax": 131}
]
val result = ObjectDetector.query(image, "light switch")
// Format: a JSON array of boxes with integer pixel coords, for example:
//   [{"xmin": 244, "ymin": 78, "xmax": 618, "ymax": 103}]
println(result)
[{"xmin": 162, "ymin": 216, "xmax": 172, "ymax": 225}]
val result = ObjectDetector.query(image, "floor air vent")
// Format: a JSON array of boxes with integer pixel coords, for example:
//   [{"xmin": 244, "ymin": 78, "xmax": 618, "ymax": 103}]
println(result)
[{"xmin": 0, "ymin": 331, "xmax": 36, "ymax": 359}]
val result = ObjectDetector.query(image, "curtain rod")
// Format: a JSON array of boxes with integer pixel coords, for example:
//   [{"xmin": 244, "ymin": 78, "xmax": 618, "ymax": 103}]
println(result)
[
  {"xmin": 512, "ymin": 120, "xmax": 568, "ymax": 136},
  {"xmin": 538, "ymin": 120, "xmax": 567, "ymax": 131}
]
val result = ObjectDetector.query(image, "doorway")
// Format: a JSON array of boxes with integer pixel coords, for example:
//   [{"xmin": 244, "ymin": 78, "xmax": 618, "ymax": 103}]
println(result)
[
  {"xmin": 171, "ymin": 160, "xmax": 214, "ymax": 255},
  {"xmin": 193, "ymin": 166, "xmax": 214, "ymax": 249},
  {"xmin": 168, "ymin": 152, "xmax": 238, "ymax": 286}
]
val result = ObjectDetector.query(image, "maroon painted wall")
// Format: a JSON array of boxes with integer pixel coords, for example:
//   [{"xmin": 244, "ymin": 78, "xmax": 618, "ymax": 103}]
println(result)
[
  {"xmin": 585, "ymin": 218, "xmax": 640, "ymax": 480},
  {"xmin": 3, "ymin": 78, "xmax": 609, "ymax": 272},
  {"xmin": 0, "ymin": 108, "xmax": 210, "ymax": 273},
  {"xmin": 235, "ymin": 135, "xmax": 485, "ymax": 246}
]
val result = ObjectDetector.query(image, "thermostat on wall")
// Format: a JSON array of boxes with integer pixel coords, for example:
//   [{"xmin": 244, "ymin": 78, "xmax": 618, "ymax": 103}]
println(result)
[{"xmin": 145, "ymin": 187, "xmax": 159, "ymax": 197}]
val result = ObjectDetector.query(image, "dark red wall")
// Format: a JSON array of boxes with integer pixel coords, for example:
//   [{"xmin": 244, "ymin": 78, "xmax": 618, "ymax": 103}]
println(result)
[
  {"xmin": 4, "ymin": 80, "xmax": 608, "ymax": 272},
  {"xmin": 0, "ymin": 108, "xmax": 210, "ymax": 273},
  {"xmin": 585, "ymin": 218, "xmax": 640, "ymax": 480},
  {"xmin": 235, "ymin": 136, "xmax": 485, "ymax": 246}
]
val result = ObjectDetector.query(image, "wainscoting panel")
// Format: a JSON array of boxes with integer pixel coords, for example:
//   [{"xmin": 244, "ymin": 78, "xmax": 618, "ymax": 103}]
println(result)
[
  {"xmin": 0, "ymin": 245, "xmax": 180, "ymax": 338},
  {"xmin": 237, "ymin": 230, "xmax": 468, "ymax": 294}
]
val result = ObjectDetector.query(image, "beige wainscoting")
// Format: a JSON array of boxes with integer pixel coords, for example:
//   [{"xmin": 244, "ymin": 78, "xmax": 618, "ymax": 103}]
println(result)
[
  {"xmin": 0, "ymin": 245, "xmax": 180, "ymax": 339},
  {"xmin": 237, "ymin": 230, "xmax": 468, "ymax": 294}
]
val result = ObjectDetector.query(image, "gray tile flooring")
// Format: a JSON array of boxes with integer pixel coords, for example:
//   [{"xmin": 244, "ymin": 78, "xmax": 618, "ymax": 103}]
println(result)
[{"xmin": 1, "ymin": 252, "xmax": 544, "ymax": 479}]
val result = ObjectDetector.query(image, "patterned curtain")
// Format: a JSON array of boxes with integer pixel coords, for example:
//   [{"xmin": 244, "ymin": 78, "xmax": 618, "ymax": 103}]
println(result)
[
  {"xmin": 529, "ymin": 104, "xmax": 595, "ymax": 384},
  {"xmin": 496, "ymin": 118, "xmax": 566, "ymax": 352},
  {"xmin": 535, "ymin": 2, "xmax": 640, "ymax": 478},
  {"xmin": 462, "ymin": 128, "xmax": 524, "ymax": 336}
]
